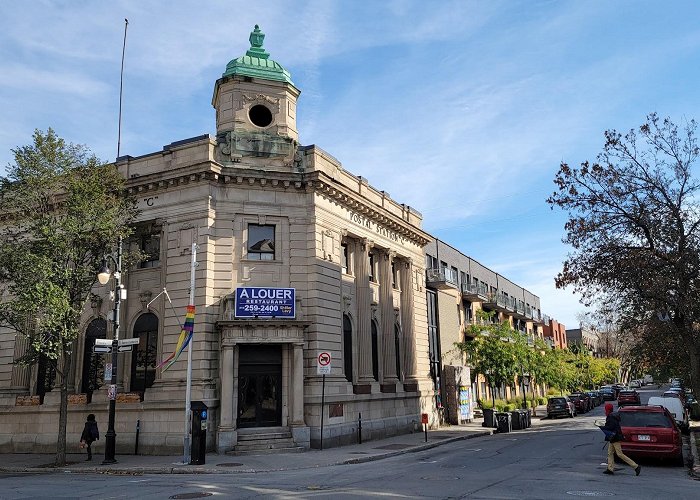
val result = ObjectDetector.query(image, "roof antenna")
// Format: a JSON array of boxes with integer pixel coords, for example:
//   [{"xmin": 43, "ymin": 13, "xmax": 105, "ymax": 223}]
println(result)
[{"xmin": 117, "ymin": 18, "xmax": 129, "ymax": 158}]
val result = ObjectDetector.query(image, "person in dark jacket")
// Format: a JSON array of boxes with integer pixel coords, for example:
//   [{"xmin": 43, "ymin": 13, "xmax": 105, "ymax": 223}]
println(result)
[
  {"xmin": 602, "ymin": 403, "xmax": 640, "ymax": 475},
  {"xmin": 80, "ymin": 414, "xmax": 99, "ymax": 461}
]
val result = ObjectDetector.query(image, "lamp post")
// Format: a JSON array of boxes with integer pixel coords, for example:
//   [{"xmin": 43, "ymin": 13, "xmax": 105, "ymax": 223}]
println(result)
[{"xmin": 97, "ymin": 236, "xmax": 123, "ymax": 464}]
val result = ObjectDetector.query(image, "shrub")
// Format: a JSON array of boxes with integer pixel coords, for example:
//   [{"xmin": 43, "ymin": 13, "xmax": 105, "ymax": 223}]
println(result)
[{"xmin": 537, "ymin": 396, "xmax": 548, "ymax": 405}]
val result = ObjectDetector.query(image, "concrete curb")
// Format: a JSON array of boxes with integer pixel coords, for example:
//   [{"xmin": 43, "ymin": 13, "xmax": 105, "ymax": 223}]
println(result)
[
  {"xmin": 0, "ymin": 430, "xmax": 493, "ymax": 476},
  {"xmin": 689, "ymin": 430, "xmax": 700, "ymax": 479},
  {"xmin": 341, "ymin": 430, "xmax": 493, "ymax": 465}
]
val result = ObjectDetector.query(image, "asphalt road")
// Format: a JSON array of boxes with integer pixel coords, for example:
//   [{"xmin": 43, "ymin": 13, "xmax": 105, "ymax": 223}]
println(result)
[{"xmin": 1, "ymin": 385, "xmax": 697, "ymax": 499}]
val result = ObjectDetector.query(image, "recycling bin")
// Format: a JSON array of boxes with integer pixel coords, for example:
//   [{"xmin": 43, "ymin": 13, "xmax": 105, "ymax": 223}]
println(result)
[
  {"xmin": 511, "ymin": 410, "xmax": 524, "ymax": 430},
  {"xmin": 482, "ymin": 408, "xmax": 496, "ymax": 428},
  {"xmin": 495, "ymin": 412, "xmax": 512, "ymax": 433},
  {"xmin": 190, "ymin": 401, "xmax": 208, "ymax": 465}
]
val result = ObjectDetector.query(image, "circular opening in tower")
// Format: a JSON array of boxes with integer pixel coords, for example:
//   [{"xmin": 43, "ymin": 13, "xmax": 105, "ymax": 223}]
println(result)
[{"xmin": 249, "ymin": 105, "xmax": 273, "ymax": 128}]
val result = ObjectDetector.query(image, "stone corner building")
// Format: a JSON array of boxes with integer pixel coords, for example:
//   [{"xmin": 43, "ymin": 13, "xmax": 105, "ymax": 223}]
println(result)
[{"xmin": 0, "ymin": 26, "xmax": 434, "ymax": 454}]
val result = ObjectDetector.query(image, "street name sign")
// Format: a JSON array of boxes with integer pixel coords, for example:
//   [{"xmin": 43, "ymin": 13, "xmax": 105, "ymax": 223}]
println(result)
[
  {"xmin": 119, "ymin": 338, "xmax": 140, "ymax": 346},
  {"xmin": 94, "ymin": 338, "xmax": 112, "ymax": 347}
]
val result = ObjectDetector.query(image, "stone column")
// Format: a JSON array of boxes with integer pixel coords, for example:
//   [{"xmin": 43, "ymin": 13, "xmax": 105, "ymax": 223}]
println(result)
[
  {"xmin": 400, "ymin": 258, "xmax": 418, "ymax": 391},
  {"xmin": 291, "ymin": 342, "xmax": 304, "ymax": 424},
  {"xmin": 380, "ymin": 250, "xmax": 398, "ymax": 390},
  {"xmin": 220, "ymin": 345, "xmax": 234, "ymax": 428},
  {"xmin": 217, "ymin": 341, "xmax": 238, "ymax": 453},
  {"xmin": 353, "ymin": 238, "xmax": 373, "ymax": 390}
]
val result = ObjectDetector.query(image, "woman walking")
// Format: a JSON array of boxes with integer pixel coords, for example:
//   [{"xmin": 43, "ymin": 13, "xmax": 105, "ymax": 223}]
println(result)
[{"xmin": 80, "ymin": 414, "xmax": 100, "ymax": 461}]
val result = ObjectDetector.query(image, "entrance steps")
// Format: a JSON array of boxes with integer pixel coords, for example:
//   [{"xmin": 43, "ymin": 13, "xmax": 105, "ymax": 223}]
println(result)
[{"xmin": 229, "ymin": 427, "xmax": 305, "ymax": 456}]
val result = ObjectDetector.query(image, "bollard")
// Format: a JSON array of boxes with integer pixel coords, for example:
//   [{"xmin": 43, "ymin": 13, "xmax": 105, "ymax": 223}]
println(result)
[
  {"xmin": 358, "ymin": 412, "xmax": 363, "ymax": 444},
  {"xmin": 135, "ymin": 419, "xmax": 140, "ymax": 455},
  {"xmin": 421, "ymin": 413, "xmax": 429, "ymax": 442}
]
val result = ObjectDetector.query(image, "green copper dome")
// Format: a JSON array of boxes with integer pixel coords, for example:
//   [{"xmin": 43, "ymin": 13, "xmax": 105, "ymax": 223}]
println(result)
[{"xmin": 222, "ymin": 25, "xmax": 294, "ymax": 84}]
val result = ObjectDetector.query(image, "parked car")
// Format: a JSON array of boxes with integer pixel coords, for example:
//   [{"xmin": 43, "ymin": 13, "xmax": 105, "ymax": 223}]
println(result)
[
  {"xmin": 600, "ymin": 386, "xmax": 616, "ymax": 401},
  {"xmin": 568, "ymin": 393, "xmax": 590, "ymax": 413},
  {"xmin": 618, "ymin": 405, "xmax": 684, "ymax": 466},
  {"xmin": 617, "ymin": 390, "xmax": 641, "ymax": 406},
  {"xmin": 684, "ymin": 392, "xmax": 700, "ymax": 420},
  {"xmin": 663, "ymin": 389, "xmax": 687, "ymax": 406},
  {"xmin": 547, "ymin": 396, "xmax": 576, "ymax": 418},
  {"xmin": 587, "ymin": 391, "xmax": 602, "ymax": 407},
  {"xmin": 649, "ymin": 396, "xmax": 690, "ymax": 433},
  {"xmin": 629, "ymin": 380, "xmax": 641, "ymax": 388}
]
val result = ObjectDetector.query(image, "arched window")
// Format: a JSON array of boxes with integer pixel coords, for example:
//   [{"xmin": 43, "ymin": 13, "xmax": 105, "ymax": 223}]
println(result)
[
  {"xmin": 81, "ymin": 318, "xmax": 107, "ymax": 403},
  {"xmin": 131, "ymin": 313, "xmax": 158, "ymax": 398},
  {"xmin": 371, "ymin": 320, "xmax": 379, "ymax": 381},
  {"xmin": 394, "ymin": 323, "xmax": 402, "ymax": 380},
  {"xmin": 343, "ymin": 314, "xmax": 353, "ymax": 382}
]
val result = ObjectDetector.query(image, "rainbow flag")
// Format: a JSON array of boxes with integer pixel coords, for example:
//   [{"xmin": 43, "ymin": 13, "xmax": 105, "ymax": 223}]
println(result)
[{"xmin": 158, "ymin": 305, "xmax": 195, "ymax": 372}]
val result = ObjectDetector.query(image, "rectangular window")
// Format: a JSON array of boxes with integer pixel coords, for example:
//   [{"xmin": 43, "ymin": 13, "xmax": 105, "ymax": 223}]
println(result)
[
  {"xmin": 139, "ymin": 233, "xmax": 160, "ymax": 269},
  {"xmin": 248, "ymin": 224, "xmax": 275, "ymax": 260},
  {"xmin": 341, "ymin": 243, "xmax": 349, "ymax": 274},
  {"xmin": 460, "ymin": 271, "xmax": 467, "ymax": 286},
  {"xmin": 391, "ymin": 261, "xmax": 398, "ymax": 288},
  {"xmin": 368, "ymin": 252, "xmax": 376, "ymax": 282},
  {"xmin": 450, "ymin": 266, "xmax": 458, "ymax": 284}
]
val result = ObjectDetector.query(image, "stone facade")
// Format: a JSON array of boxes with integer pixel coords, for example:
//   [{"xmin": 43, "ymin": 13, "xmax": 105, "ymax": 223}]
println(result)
[{"xmin": 0, "ymin": 27, "xmax": 434, "ymax": 455}]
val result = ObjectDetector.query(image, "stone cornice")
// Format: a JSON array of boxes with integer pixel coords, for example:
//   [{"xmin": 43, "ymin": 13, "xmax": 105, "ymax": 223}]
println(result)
[{"xmin": 306, "ymin": 172, "xmax": 432, "ymax": 247}]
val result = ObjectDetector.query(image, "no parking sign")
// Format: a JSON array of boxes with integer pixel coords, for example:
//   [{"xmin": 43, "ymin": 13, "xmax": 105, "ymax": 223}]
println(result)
[{"xmin": 317, "ymin": 351, "xmax": 332, "ymax": 375}]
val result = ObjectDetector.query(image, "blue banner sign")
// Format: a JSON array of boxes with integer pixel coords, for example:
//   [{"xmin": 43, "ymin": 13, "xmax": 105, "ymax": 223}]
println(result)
[{"xmin": 234, "ymin": 287, "xmax": 295, "ymax": 318}]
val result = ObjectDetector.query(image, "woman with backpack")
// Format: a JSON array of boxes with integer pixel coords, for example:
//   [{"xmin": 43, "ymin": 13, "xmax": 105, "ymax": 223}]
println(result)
[
  {"xmin": 601, "ymin": 403, "xmax": 640, "ymax": 476},
  {"xmin": 80, "ymin": 414, "xmax": 100, "ymax": 461}
]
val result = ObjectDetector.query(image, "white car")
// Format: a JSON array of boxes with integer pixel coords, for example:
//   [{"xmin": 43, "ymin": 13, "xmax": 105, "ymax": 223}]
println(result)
[
  {"xmin": 629, "ymin": 380, "xmax": 641, "ymax": 388},
  {"xmin": 648, "ymin": 396, "xmax": 689, "ymax": 433}
]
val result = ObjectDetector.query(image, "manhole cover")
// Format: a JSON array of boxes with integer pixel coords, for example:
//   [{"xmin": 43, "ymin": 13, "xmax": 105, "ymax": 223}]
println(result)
[
  {"xmin": 216, "ymin": 462, "xmax": 244, "ymax": 467},
  {"xmin": 566, "ymin": 492, "xmax": 614, "ymax": 497},
  {"xmin": 169, "ymin": 494, "xmax": 213, "ymax": 499},
  {"xmin": 374, "ymin": 443, "xmax": 412, "ymax": 450}
]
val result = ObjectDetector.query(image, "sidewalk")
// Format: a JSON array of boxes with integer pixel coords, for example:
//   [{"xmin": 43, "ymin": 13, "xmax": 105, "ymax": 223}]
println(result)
[
  {"xmin": 0, "ymin": 421, "xmax": 494, "ymax": 475},
  {"xmin": 0, "ymin": 405, "xmax": 580, "ymax": 476}
]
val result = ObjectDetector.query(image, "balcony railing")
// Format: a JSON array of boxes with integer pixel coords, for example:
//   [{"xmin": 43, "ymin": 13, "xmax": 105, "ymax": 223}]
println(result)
[
  {"xmin": 425, "ymin": 268, "xmax": 458, "ymax": 290},
  {"xmin": 524, "ymin": 304, "xmax": 533, "ymax": 319},
  {"xmin": 542, "ymin": 314, "xmax": 551, "ymax": 326},
  {"xmin": 461, "ymin": 282, "xmax": 488, "ymax": 301}
]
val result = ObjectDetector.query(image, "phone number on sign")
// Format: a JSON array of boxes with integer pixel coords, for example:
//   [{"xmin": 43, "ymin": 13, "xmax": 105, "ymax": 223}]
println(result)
[{"xmin": 241, "ymin": 304, "xmax": 292, "ymax": 313}]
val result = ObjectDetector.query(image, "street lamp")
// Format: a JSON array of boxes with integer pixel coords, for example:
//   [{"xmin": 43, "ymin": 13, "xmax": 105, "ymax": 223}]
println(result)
[{"xmin": 97, "ymin": 236, "xmax": 123, "ymax": 464}]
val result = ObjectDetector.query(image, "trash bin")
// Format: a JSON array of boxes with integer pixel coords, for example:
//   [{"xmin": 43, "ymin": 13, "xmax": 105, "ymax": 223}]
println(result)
[
  {"xmin": 190, "ymin": 401, "xmax": 208, "ymax": 465},
  {"xmin": 511, "ymin": 410, "xmax": 524, "ymax": 430},
  {"xmin": 496, "ymin": 412, "xmax": 512, "ymax": 433},
  {"xmin": 482, "ymin": 408, "xmax": 496, "ymax": 428}
]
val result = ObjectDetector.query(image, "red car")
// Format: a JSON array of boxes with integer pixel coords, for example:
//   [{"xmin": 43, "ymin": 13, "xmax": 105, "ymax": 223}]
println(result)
[
  {"xmin": 617, "ymin": 390, "xmax": 641, "ymax": 406},
  {"xmin": 618, "ymin": 405, "xmax": 684, "ymax": 465}
]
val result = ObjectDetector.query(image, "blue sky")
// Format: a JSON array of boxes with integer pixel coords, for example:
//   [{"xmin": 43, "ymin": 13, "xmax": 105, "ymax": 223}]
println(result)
[{"xmin": 2, "ymin": 1, "xmax": 699, "ymax": 328}]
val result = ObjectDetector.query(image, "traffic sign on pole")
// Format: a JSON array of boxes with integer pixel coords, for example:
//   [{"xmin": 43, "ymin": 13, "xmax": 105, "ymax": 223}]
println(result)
[
  {"xmin": 117, "ymin": 345, "xmax": 133, "ymax": 352},
  {"xmin": 317, "ymin": 351, "xmax": 331, "ymax": 375},
  {"xmin": 94, "ymin": 346, "xmax": 112, "ymax": 354},
  {"xmin": 119, "ymin": 338, "xmax": 140, "ymax": 347},
  {"xmin": 94, "ymin": 338, "xmax": 112, "ymax": 347}
]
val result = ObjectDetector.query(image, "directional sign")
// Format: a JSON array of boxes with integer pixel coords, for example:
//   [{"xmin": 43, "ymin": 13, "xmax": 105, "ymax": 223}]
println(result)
[
  {"xmin": 93, "ymin": 346, "xmax": 112, "ymax": 354},
  {"xmin": 117, "ymin": 345, "xmax": 133, "ymax": 352},
  {"xmin": 119, "ymin": 338, "xmax": 140, "ymax": 347},
  {"xmin": 94, "ymin": 338, "xmax": 112, "ymax": 347},
  {"xmin": 317, "ymin": 351, "xmax": 332, "ymax": 375}
]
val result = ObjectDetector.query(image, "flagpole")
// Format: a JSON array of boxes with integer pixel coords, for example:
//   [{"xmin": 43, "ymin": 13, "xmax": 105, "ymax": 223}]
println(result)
[{"xmin": 183, "ymin": 243, "xmax": 197, "ymax": 464}]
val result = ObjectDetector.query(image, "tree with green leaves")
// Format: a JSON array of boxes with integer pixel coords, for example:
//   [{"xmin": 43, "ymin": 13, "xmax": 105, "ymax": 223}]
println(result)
[
  {"xmin": 0, "ymin": 129, "xmax": 138, "ymax": 466},
  {"xmin": 456, "ymin": 311, "xmax": 521, "ymax": 407},
  {"xmin": 548, "ymin": 113, "xmax": 700, "ymax": 396}
]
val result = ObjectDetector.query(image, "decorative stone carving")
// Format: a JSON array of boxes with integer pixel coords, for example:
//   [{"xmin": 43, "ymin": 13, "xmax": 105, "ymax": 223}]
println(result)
[
  {"xmin": 139, "ymin": 291, "xmax": 153, "ymax": 310},
  {"xmin": 242, "ymin": 93, "xmax": 281, "ymax": 111}
]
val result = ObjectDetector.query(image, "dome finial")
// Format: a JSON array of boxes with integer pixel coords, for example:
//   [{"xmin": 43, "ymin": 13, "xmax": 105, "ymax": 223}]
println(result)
[{"xmin": 247, "ymin": 25, "xmax": 269, "ymax": 59}]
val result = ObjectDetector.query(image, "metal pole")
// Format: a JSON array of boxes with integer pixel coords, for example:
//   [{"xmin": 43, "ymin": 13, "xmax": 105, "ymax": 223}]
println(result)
[
  {"xmin": 117, "ymin": 19, "xmax": 128, "ymax": 158},
  {"xmin": 103, "ymin": 236, "xmax": 122, "ymax": 464},
  {"xmin": 320, "ymin": 374, "xmax": 325, "ymax": 450},
  {"xmin": 183, "ymin": 243, "xmax": 197, "ymax": 464}
]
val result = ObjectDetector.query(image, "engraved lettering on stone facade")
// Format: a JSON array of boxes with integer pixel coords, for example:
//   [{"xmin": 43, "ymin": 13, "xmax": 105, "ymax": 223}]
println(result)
[{"xmin": 347, "ymin": 210, "xmax": 405, "ymax": 245}]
